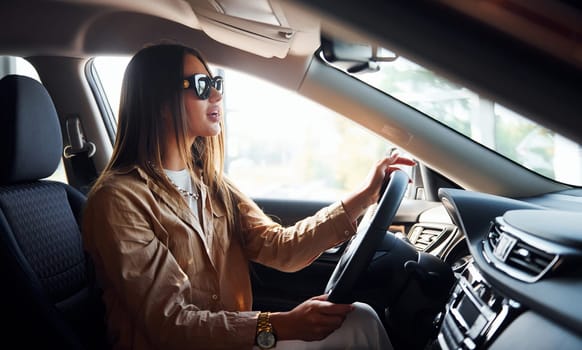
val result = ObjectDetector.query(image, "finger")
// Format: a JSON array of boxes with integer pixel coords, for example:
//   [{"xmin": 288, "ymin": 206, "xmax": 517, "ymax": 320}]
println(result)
[
  {"xmin": 391, "ymin": 155, "xmax": 416, "ymax": 166},
  {"xmin": 317, "ymin": 302, "xmax": 354, "ymax": 316},
  {"xmin": 310, "ymin": 294, "xmax": 329, "ymax": 301}
]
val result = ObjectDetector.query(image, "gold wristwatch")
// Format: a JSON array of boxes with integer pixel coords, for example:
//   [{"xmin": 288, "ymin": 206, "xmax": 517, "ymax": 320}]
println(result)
[{"xmin": 255, "ymin": 312, "xmax": 277, "ymax": 349}]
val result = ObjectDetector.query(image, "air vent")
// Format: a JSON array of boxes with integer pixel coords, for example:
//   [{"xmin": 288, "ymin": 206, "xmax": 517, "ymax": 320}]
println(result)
[
  {"xmin": 414, "ymin": 227, "xmax": 440, "ymax": 250},
  {"xmin": 484, "ymin": 219, "xmax": 560, "ymax": 283},
  {"xmin": 409, "ymin": 224, "xmax": 452, "ymax": 251},
  {"xmin": 505, "ymin": 241, "xmax": 555, "ymax": 276}
]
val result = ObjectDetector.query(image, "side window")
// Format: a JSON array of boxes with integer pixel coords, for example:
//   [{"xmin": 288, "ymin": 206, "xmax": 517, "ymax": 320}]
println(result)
[
  {"xmin": 222, "ymin": 69, "xmax": 393, "ymax": 201},
  {"xmin": 92, "ymin": 56, "xmax": 131, "ymax": 118},
  {"xmin": 0, "ymin": 56, "xmax": 67, "ymax": 183},
  {"xmin": 90, "ymin": 57, "xmax": 399, "ymax": 201}
]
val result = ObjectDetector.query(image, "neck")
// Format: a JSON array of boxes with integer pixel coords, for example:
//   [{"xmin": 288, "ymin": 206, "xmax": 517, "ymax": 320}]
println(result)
[
  {"xmin": 162, "ymin": 138, "xmax": 189, "ymax": 171},
  {"xmin": 163, "ymin": 155, "xmax": 186, "ymax": 171}
]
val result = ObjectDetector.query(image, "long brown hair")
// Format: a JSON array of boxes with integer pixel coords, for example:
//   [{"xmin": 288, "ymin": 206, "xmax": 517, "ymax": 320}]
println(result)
[{"xmin": 91, "ymin": 42, "xmax": 243, "ymax": 233}]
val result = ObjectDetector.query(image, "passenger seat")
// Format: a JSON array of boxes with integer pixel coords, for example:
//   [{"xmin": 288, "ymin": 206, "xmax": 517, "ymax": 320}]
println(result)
[{"xmin": 0, "ymin": 74, "xmax": 109, "ymax": 349}]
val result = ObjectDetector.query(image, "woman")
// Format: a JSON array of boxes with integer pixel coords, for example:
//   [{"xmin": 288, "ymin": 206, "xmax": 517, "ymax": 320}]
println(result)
[{"xmin": 82, "ymin": 42, "xmax": 415, "ymax": 350}]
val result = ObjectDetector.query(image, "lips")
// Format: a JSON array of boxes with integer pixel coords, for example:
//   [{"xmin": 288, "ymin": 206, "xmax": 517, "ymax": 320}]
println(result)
[{"xmin": 207, "ymin": 105, "xmax": 221, "ymax": 122}]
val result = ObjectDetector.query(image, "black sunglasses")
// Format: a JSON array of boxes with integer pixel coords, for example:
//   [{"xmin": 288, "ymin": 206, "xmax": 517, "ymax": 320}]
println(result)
[{"xmin": 183, "ymin": 74, "xmax": 224, "ymax": 100}]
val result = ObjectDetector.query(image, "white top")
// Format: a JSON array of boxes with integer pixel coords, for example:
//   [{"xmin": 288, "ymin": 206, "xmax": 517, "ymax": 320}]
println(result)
[{"xmin": 164, "ymin": 168, "xmax": 203, "ymax": 240}]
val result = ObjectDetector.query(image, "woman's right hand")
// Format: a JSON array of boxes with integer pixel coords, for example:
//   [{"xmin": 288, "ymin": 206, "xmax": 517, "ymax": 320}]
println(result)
[
  {"xmin": 269, "ymin": 294, "xmax": 354, "ymax": 341},
  {"xmin": 341, "ymin": 150, "xmax": 415, "ymax": 222}
]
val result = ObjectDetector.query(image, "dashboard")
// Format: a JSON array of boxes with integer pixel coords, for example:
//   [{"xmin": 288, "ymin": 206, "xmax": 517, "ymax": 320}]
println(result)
[{"xmin": 410, "ymin": 188, "xmax": 582, "ymax": 349}]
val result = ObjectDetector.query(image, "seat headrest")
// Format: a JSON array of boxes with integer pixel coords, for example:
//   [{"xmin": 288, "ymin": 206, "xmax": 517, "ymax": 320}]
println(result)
[{"xmin": 0, "ymin": 74, "xmax": 63, "ymax": 183}]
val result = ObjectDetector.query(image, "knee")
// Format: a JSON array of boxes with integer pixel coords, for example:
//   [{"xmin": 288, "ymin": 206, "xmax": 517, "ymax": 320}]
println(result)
[
  {"xmin": 340, "ymin": 302, "xmax": 392, "ymax": 349},
  {"xmin": 344, "ymin": 302, "xmax": 383, "ymax": 329},
  {"xmin": 351, "ymin": 302, "xmax": 380, "ymax": 321}
]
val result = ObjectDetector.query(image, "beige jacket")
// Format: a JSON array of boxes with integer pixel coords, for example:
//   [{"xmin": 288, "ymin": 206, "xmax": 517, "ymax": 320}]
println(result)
[{"xmin": 82, "ymin": 167, "xmax": 356, "ymax": 350}]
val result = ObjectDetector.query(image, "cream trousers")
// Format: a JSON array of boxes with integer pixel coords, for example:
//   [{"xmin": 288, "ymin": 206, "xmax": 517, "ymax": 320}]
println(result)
[{"xmin": 253, "ymin": 302, "xmax": 393, "ymax": 350}]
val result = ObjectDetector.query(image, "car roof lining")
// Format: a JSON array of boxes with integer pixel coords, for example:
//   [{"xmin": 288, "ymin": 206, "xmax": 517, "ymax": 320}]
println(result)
[{"xmin": 0, "ymin": 0, "xmax": 319, "ymax": 59}]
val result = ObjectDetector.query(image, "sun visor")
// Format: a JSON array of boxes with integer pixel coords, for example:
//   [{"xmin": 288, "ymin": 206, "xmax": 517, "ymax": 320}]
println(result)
[{"xmin": 189, "ymin": 0, "xmax": 319, "ymax": 58}]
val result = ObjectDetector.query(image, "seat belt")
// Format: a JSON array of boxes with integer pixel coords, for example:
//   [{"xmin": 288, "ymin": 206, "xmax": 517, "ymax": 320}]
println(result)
[{"xmin": 63, "ymin": 115, "xmax": 98, "ymax": 193}]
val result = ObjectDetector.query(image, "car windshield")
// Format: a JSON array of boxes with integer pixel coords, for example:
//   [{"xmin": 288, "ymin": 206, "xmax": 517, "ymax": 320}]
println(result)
[{"xmin": 322, "ymin": 50, "xmax": 582, "ymax": 187}]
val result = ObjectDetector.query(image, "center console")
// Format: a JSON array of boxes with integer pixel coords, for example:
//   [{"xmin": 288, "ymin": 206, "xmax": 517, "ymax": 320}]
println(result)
[{"xmin": 434, "ymin": 262, "xmax": 521, "ymax": 349}]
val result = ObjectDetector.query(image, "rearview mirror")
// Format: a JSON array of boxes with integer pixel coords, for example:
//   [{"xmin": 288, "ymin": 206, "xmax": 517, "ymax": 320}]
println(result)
[{"xmin": 320, "ymin": 37, "xmax": 398, "ymax": 73}]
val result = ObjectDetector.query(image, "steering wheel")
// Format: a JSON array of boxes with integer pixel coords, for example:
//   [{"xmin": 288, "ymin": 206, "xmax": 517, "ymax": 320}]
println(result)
[{"xmin": 325, "ymin": 169, "xmax": 409, "ymax": 304}]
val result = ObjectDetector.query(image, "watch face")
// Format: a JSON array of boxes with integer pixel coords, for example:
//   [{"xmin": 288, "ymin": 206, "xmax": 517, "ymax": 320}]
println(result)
[{"xmin": 257, "ymin": 330, "xmax": 276, "ymax": 348}]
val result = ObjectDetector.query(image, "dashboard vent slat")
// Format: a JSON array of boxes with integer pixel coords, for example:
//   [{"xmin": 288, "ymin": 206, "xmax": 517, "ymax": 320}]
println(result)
[
  {"xmin": 488, "ymin": 224, "xmax": 503, "ymax": 248},
  {"xmin": 409, "ymin": 225, "xmax": 446, "ymax": 251},
  {"xmin": 506, "ymin": 241, "xmax": 555, "ymax": 276},
  {"xmin": 484, "ymin": 219, "xmax": 561, "ymax": 283}
]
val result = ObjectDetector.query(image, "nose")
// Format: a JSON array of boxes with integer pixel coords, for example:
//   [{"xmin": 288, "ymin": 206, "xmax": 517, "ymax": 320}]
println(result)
[{"xmin": 209, "ymin": 86, "xmax": 222, "ymax": 102}]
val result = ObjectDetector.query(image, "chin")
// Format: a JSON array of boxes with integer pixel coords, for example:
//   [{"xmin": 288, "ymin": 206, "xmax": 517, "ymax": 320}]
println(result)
[{"xmin": 207, "ymin": 125, "xmax": 222, "ymax": 137}]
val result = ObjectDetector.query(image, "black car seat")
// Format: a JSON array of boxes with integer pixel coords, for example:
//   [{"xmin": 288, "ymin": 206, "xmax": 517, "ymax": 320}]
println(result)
[{"xmin": 0, "ymin": 74, "xmax": 109, "ymax": 349}]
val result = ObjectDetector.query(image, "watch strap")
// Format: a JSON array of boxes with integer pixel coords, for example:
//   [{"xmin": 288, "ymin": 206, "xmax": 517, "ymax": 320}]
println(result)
[
  {"xmin": 257, "ymin": 312, "xmax": 273, "ymax": 333},
  {"xmin": 256, "ymin": 312, "xmax": 276, "ymax": 349}
]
